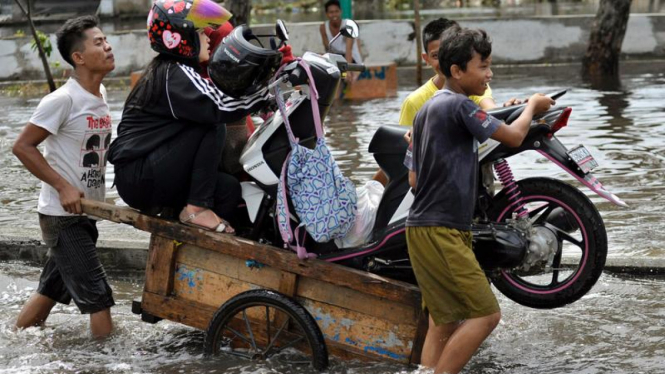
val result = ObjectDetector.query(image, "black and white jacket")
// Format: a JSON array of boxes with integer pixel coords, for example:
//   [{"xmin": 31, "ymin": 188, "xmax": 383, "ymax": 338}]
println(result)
[{"xmin": 108, "ymin": 63, "xmax": 268, "ymax": 165}]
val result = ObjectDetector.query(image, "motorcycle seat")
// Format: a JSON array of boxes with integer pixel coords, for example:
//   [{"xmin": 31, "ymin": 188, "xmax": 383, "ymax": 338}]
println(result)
[{"xmin": 369, "ymin": 125, "xmax": 409, "ymax": 155}]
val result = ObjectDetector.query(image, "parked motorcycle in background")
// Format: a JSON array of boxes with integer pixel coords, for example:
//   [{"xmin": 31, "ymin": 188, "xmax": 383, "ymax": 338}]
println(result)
[{"xmin": 228, "ymin": 20, "xmax": 624, "ymax": 309}]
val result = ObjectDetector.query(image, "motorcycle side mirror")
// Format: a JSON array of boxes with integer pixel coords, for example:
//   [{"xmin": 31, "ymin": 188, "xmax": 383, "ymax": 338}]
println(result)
[
  {"xmin": 328, "ymin": 19, "xmax": 359, "ymax": 52},
  {"xmin": 276, "ymin": 19, "xmax": 289, "ymax": 42},
  {"xmin": 340, "ymin": 19, "xmax": 359, "ymax": 39}
]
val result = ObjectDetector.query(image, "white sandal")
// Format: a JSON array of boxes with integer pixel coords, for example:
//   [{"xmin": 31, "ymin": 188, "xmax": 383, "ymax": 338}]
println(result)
[{"xmin": 179, "ymin": 209, "xmax": 234, "ymax": 234}]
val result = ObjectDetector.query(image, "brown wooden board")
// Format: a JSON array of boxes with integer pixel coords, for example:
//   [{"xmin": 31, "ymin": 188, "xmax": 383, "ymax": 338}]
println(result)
[
  {"xmin": 342, "ymin": 63, "xmax": 398, "ymax": 100},
  {"xmin": 81, "ymin": 199, "xmax": 425, "ymax": 364},
  {"xmin": 141, "ymin": 291, "xmax": 215, "ymax": 330},
  {"xmin": 171, "ymin": 245, "xmax": 418, "ymax": 364},
  {"xmin": 175, "ymin": 245, "xmax": 417, "ymax": 325},
  {"xmin": 81, "ymin": 200, "xmax": 420, "ymax": 306},
  {"xmin": 143, "ymin": 235, "xmax": 178, "ymax": 296}
]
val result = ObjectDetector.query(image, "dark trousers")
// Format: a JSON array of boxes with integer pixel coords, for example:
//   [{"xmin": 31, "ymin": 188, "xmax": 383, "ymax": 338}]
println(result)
[
  {"xmin": 114, "ymin": 124, "xmax": 241, "ymax": 221},
  {"xmin": 37, "ymin": 214, "xmax": 115, "ymax": 314}
]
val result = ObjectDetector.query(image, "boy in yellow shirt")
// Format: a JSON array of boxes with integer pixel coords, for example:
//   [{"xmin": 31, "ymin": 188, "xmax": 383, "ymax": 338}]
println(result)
[{"xmin": 399, "ymin": 18, "xmax": 500, "ymax": 126}]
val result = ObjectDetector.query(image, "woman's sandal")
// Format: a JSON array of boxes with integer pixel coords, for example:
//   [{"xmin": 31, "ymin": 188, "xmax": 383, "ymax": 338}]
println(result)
[{"xmin": 179, "ymin": 209, "xmax": 235, "ymax": 235}]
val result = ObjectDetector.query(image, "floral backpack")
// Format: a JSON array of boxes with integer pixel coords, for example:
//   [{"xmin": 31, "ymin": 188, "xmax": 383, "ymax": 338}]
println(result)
[{"xmin": 274, "ymin": 59, "xmax": 357, "ymax": 259}]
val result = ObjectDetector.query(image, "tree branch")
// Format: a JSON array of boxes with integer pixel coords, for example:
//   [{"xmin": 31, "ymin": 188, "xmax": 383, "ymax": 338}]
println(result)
[{"xmin": 13, "ymin": 0, "xmax": 56, "ymax": 92}]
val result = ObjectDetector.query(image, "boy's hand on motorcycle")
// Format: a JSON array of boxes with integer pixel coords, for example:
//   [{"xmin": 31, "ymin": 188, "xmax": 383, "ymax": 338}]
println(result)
[
  {"xmin": 502, "ymin": 97, "xmax": 523, "ymax": 107},
  {"xmin": 279, "ymin": 45, "xmax": 295, "ymax": 66},
  {"xmin": 527, "ymin": 93, "xmax": 555, "ymax": 114},
  {"xmin": 404, "ymin": 130, "xmax": 412, "ymax": 144}
]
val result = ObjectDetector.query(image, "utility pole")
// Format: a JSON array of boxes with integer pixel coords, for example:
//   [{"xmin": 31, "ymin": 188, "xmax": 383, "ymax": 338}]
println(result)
[{"xmin": 340, "ymin": 0, "xmax": 353, "ymax": 18}]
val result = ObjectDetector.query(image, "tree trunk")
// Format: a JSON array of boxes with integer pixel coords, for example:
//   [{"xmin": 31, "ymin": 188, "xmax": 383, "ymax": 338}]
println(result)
[
  {"xmin": 13, "ymin": 0, "xmax": 56, "ymax": 92},
  {"xmin": 224, "ymin": 0, "xmax": 252, "ymax": 26},
  {"xmin": 582, "ymin": 0, "xmax": 632, "ymax": 79}
]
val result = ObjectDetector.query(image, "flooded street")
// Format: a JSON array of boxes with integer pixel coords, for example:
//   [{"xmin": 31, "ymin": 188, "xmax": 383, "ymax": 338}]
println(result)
[
  {"xmin": 2, "ymin": 64, "xmax": 665, "ymax": 257},
  {"xmin": 1, "ymin": 62, "xmax": 665, "ymax": 373},
  {"xmin": 1, "ymin": 261, "xmax": 664, "ymax": 373}
]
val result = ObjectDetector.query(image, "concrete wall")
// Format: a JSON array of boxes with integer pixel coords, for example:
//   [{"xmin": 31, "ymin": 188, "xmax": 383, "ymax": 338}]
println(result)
[
  {"xmin": 99, "ymin": 0, "xmax": 153, "ymax": 16},
  {"xmin": 0, "ymin": 30, "xmax": 157, "ymax": 80},
  {"xmin": 0, "ymin": 14, "xmax": 663, "ymax": 80}
]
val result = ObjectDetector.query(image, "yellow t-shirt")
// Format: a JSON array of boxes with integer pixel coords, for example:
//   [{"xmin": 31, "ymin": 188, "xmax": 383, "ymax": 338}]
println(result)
[{"xmin": 398, "ymin": 77, "xmax": 493, "ymax": 126}]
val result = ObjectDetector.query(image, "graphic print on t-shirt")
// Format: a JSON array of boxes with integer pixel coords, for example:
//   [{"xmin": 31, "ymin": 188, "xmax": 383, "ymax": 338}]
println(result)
[
  {"xmin": 80, "ymin": 114, "xmax": 112, "ymax": 188},
  {"xmin": 469, "ymin": 107, "xmax": 492, "ymax": 129}
]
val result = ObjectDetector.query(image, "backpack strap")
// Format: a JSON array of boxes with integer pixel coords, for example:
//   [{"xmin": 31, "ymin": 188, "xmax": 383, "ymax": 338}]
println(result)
[
  {"xmin": 273, "ymin": 58, "xmax": 323, "ymax": 260},
  {"xmin": 273, "ymin": 58, "xmax": 324, "ymax": 144},
  {"xmin": 277, "ymin": 149, "xmax": 315, "ymax": 259}
]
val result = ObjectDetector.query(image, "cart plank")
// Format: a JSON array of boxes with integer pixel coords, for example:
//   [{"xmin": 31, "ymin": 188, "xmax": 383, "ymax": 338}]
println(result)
[
  {"xmin": 166, "ymin": 247, "xmax": 419, "ymax": 363},
  {"xmin": 144, "ymin": 235, "xmax": 177, "ymax": 295},
  {"xmin": 82, "ymin": 200, "xmax": 420, "ymax": 305},
  {"xmin": 176, "ymin": 245, "xmax": 418, "ymax": 325},
  {"xmin": 82, "ymin": 199, "xmax": 426, "ymax": 365},
  {"xmin": 141, "ymin": 291, "xmax": 215, "ymax": 330}
]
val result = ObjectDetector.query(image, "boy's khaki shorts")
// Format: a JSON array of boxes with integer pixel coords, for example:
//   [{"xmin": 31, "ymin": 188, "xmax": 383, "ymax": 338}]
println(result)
[{"xmin": 406, "ymin": 226, "xmax": 500, "ymax": 326}]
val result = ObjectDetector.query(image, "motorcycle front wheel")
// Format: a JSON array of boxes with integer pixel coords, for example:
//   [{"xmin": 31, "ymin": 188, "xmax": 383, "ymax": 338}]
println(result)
[{"xmin": 487, "ymin": 177, "xmax": 607, "ymax": 309}]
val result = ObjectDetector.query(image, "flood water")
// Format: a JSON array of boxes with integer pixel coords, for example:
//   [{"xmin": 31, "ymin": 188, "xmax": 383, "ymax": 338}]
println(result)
[
  {"xmin": 1, "ymin": 261, "xmax": 664, "ymax": 374},
  {"xmin": 1, "ymin": 62, "xmax": 665, "ymax": 372}
]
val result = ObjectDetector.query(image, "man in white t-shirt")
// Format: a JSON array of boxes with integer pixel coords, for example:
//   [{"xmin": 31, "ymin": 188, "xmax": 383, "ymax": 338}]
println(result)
[{"xmin": 12, "ymin": 15, "xmax": 116, "ymax": 338}]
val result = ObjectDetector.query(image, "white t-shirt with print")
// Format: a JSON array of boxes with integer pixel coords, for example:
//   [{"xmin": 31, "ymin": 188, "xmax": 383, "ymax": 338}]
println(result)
[{"xmin": 29, "ymin": 78, "xmax": 112, "ymax": 216}]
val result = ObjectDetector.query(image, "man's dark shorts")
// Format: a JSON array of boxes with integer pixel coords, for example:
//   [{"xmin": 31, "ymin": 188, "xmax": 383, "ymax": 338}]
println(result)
[{"xmin": 37, "ymin": 214, "xmax": 115, "ymax": 314}]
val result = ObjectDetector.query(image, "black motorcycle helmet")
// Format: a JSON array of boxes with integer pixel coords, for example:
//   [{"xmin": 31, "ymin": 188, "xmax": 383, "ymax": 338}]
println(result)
[{"xmin": 208, "ymin": 25, "xmax": 282, "ymax": 98}]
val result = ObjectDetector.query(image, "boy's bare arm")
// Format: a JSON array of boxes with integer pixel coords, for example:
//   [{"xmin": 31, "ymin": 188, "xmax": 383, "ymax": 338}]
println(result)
[
  {"xmin": 490, "ymin": 93, "xmax": 554, "ymax": 148},
  {"xmin": 409, "ymin": 170, "xmax": 417, "ymax": 191},
  {"xmin": 12, "ymin": 124, "xmax": 84, "ymax": 214}
]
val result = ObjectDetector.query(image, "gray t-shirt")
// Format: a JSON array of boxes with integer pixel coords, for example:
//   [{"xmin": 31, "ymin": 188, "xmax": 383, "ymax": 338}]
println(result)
[{"xmin": 405, "ymin": 89, "xmax": 501, "ymax": 230}]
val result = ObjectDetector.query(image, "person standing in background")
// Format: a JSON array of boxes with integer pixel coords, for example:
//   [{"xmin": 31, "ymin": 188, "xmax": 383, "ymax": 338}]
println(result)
[{"xmin": 320, "ymin": 0, "xmax": 363, "ymax": 63}]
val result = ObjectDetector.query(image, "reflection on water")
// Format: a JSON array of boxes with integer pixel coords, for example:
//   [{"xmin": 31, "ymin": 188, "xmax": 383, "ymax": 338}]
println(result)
[
  {"xmin": 1, "ymin": 65, "xmax": 665, "ymax": 258},
  {"xmin": 0, "ymin": 63, "xmax": 664, "ymax": 372},
  {"xmin": 1, "ymin": 262, "xmax": 664, "ymax": 373}
]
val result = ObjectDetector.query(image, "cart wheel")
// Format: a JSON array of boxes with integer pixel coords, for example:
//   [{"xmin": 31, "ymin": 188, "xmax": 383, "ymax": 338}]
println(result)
[{"xmin": 204, "ymin": 289, "xmax": 329, "ymax": 371}]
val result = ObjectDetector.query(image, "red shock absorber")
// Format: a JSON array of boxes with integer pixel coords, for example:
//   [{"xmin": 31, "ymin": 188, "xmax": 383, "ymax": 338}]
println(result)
[{"xmin": 493, "ymin": 159, "xmax": 529, "ymax": 218}]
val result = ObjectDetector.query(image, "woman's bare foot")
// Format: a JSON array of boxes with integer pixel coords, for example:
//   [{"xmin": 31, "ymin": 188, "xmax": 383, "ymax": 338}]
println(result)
[{"xmin": 179, "ymin": 205, "xmax": 235, "ymax": 234}]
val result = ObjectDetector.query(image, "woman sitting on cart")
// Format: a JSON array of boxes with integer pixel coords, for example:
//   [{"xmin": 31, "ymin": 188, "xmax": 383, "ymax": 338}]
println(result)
[{"xmin": 108, "ymin": 0, "xmax": 281, "ymax": 234}]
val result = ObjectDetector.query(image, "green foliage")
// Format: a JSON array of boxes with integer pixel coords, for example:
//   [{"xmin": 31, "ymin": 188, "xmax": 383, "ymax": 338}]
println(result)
[
  {"xmin": 387, "ymin": 0, "xmax": 411, "ymax": 10},
  {"xmin": 14, "ymin": 30, "xmax": 25, "ymax": 37},
  {"xmin": 30, "ymin": 30, "xmax": 52, "ymax": 58}
]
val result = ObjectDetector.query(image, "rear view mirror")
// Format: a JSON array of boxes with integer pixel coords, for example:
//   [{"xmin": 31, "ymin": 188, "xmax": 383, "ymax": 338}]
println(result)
[
  {"xmin": 276, "ymin": 19, "xmax": 289, "ymax": 42},
  {"xmin": 340, "ymin": 19, "xmax": 359, "ymax": 39}
]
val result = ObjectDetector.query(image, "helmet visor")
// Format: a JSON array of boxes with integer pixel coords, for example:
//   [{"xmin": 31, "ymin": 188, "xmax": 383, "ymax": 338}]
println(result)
[{"xmin": 187, "ymin": 0, "xmax": 232, "ymax": 29}]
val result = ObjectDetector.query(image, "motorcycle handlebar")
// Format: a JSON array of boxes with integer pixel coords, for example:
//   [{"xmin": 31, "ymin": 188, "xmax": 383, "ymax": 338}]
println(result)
[
  {"xmin": 287, "ymin": 67, "xmax": 308, "ymax": 86},
  {"xmin": 346, "ymin": 63, "xmax": 366, "ymax": 72}
]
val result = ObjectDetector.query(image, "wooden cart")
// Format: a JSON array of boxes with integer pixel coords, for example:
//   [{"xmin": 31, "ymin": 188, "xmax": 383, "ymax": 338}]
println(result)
[{"xmin": 82, "ymin": 200, "xmax": 426, "ymax": 370}]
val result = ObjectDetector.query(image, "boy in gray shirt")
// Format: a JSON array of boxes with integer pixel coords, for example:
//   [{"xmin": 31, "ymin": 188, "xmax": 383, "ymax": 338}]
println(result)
[{"xmin": 405, "ymin": 26, "xmax": 554, "ymax": 374}]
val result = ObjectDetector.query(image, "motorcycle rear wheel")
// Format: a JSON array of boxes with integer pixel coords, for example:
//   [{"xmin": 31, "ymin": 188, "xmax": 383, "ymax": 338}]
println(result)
[{"xmin": 487, "ymin": 177, "xmax": 607, "ymax": 309}]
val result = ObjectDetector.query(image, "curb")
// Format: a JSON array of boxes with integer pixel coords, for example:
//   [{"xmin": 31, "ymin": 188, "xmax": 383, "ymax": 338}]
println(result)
[
  {"xmin": 1, "ymin": 235, "xmax": 664, "ymax": 276},
  {"xmin": 0, "ymin": 233, "xmax": 148, "ymax": 271}
]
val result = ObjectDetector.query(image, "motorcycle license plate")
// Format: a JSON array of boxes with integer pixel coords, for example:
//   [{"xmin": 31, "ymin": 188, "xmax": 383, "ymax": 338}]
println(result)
[{"xmin": 568, "ymin": 145, "xmax": 599, "ymax": 174}]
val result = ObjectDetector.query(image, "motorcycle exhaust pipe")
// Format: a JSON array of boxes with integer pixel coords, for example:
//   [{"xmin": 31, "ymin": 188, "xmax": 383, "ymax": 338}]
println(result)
[{"xmin": 545, "ymin": 207, "xmax": 577, "ymax": 233}]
